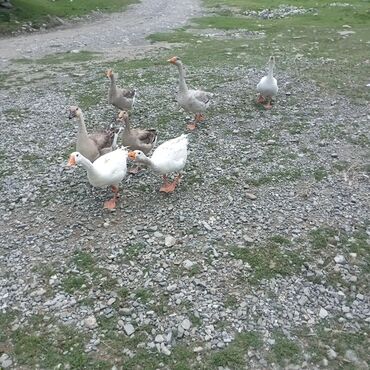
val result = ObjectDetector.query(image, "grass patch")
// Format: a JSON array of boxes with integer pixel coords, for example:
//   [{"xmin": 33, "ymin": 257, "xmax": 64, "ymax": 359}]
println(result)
[
  {"xmin": 247, "ymin": 168, "xmax": 303, "ymax": 186},
  {"xmin": 11, "ymin": 320, "xmax": 94, "ymax": 368},
  {"xmin": 231, "ymin": 244, "xmax": 303, "ymax": 283},
  {"xmin": 62, "ymin": 273, "xmax": 87, "ymax": 293},
  {"xmin": 297, "ymin": 321, "xmax": 369, "ymax": 368},
  {"xmin": 208, "ymin": 331, "xmax": 262, "ymax": 368},
  {"xmin": 269, "ymin": 332, "xmax": 301, "ymax": 366}
]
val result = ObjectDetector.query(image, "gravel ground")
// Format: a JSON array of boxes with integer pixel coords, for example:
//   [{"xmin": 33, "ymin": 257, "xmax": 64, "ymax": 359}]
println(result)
[{"xmin": 0, "ymin": 1, "xmax": 369, "ymax": 369}]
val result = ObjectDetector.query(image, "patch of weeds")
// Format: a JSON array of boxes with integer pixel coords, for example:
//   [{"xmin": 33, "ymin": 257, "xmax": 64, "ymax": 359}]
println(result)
[
  {"xmin": 269, "ymin": 332, "xmax": 301, "ymax": 366},
  {"xmin": 254, "ymin": 128, "xmax": 274, "ymax": 141},
  {"xmin": 135, "ymin": 288, "xmax": 153, "ymax": 303},
  {"xmin": 308, "ymin": 227, "xmax": 337, "ymax": 250},
  {"xmin": 0, "ymin": 311, "xmax": 16, "ymax": 343},
  {"xmin": 333, "ymin": 160, "xmax": 350, "ymax": 172},
  {"xmin": 224, "ymin": 294, "xmax": 238, "ymax": 308},
  {"xmin": 117, "ymin": 287, "xmax": 130, "ymax": 299},
  {"xmin": 124, "ymin": 242, "xmax": 146, "ymax": 260},
  {"xmin": 189, "ymin": 313, "xmax": 203, "ymax": 327},
  {"xmin": 313, "ymin": 167, "xmax": 328, "ymax": 181},
  {"xmin": 247, "ymin": 168, "xmax": 303, "ymax": 186},
  {"xmin": 12, "ymin": 322, "xmax": 90, "ymax": 368},
  {"xmin": 296, "ymin": 321, "xmax": 369, "ymax": 368},
  {"xmin": 62, "ymin": 272, "xmax": 88, "ymax": 293},
  {"xmin": 150, "ymin": 295, "xmax": 170, "ymax": 316},
  {"xmin": 269, "ymin": 235, "xmax": 291, "ymax": 245},
  {"xmin": 73, "ymin": 250, "xmax": 95, "ymax": 271},
  {"xmin": 208, "ymin": 331, "xmax": 262, "ymax": 369},
  {"xmin": 347, "ymin": 133, "xmax": 370, "ymax": 148},
  {"xmin": 187, "ymin": 264, "xmax": 202, "ymax": 277},
  {"xmin": 230, "ymin": 244, "xmax": 303, "ymax": 283},
  {"xmin": 100, "ymin": 276, "xmax": 119, "ymax": 290}
]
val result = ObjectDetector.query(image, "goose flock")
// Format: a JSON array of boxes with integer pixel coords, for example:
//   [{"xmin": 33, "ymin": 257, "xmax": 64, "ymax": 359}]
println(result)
[{"xmin": 67, "ymin": 56, "xmax": 278, "ymax": 209}]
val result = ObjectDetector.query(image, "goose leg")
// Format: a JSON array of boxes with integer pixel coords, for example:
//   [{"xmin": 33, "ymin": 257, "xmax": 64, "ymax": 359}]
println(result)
[
  {"xmin": 160, "ymin": 174, "xmax": 181, "ymax": 193},
  {"xmin": 264, "ymin": 97, "xmax": 273, "ymax": 110},
  {"xmin": 257, "ymin": 95, "xmax": 265, "ymax": 104},
  {"xmin": 129, "ymin": 165, "xmax": 142, "ymax": 174},
  {"xmin": 104, "ymin": 185, "xmax": 120, "ymax": 209}
]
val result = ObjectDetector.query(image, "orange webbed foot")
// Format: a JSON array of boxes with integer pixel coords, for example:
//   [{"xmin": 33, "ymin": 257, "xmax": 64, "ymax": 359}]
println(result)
[{"xmin": 104, "ymin": 197, "xmax": 117, "ymax": 209}]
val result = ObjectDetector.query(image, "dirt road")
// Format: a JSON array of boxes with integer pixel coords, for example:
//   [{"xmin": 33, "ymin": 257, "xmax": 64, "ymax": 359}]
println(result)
[{"xmin": 0, "ymin": 0, "xmax": 201, "ymax": 65}]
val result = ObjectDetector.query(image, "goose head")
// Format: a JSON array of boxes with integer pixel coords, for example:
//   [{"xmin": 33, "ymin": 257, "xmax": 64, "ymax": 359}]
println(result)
[
  {"xmin": 167, "ymin": 56, "xmax": 182, "ymax": 66},
  {"xmin": 269, "ymin": 56, "xmax": 275, "ymax": 66},
  {"xmin": 116, "ymin": 110, "xmax": 129, "ymax": 125},
  {"xmin": 105, "ymin": 69, "xmax": 114, "ymax": 79},
  {"xmin": 67, "ymin": 151, "xmax": 83, "ymax": 167},
  {"xmin": 68, "ymin": 106, "xmax": 82, "ymax": 120},
  {"xmin": 128, "ymin": 150, "xmax": 145, "ymax": 161}
]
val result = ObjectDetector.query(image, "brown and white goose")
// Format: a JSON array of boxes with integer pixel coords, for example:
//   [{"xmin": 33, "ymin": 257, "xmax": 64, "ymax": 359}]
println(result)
[
  {"xmin": 68, "ymin": 106, "xmax": 118, "ymax": 163},
  {"xmin": 106, "ymin": 69, "xmax": 136, "ymax": 111},
  {"xmin": 168, "ymin": 56, "xmax": 212, "ymax": 130},
  {"xmin": 116, "ymin": 110, "xmax": 157, "ymax": 174}
]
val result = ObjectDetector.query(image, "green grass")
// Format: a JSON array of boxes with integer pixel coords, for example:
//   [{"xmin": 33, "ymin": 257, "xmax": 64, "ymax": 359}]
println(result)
[
  {"xmin": 0, "ymin": 0, "xmax": 138, "ymax": 34},
  {"xmin": 208, "ymin": 331, "xmax": 262, "ymax": 368},
  {"xmin": 247, "ymin": 168, "xmax": 303, "ymax": 186},
  {"xmin": 269, "ymin": 332, "xmax": 301, "ymax": 366},
  {"xmin": 10, "ymin": 319, "xmax": 97, "ymax": 369},
  {"xmin": 296, "ymin": 321, "xmax": 369, "ymax": 368},
  {"xmin": 231, "ymin": 243, "xmax": 303, "ymax": 283}
]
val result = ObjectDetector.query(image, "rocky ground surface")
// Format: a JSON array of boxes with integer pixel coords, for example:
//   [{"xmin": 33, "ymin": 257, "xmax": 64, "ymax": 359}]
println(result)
[{"xmin": 0, "ymin": 1, "xmax": 369, "ymax": 369}]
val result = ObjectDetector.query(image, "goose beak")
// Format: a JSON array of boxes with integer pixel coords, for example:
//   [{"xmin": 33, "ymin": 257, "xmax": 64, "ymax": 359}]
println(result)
[
  {"xmin": 67, "ymin": 154, "xmax": 76, "ymax": 166},
  {"xmin": 128, "ymin": 151, "xmax": 137, "ymax": 160},
  {"xmin": 167, "ymin": 57, "xmax": 177, "ymax": 64}
]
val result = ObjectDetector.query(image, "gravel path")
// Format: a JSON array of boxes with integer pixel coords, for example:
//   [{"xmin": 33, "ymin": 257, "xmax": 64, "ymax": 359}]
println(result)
[{"xmin": 0, "ymin": 0, "xmax": 202, "ymax": 66}]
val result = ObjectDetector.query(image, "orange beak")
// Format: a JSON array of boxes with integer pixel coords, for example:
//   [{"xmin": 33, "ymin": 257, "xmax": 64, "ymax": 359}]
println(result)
[
  {"xmin": 128, "ymin": 151, "xmax": 137, "ymax": 160},
  {"xmin": 105, "ymin": 69, "xmax": 112, "ymax": 77},
  {"xmin": 67, "ymin": 154, "xmax": 76, "ymax": 166},
  {"xmin": 167, "ymin": 56, "xmax": 177, "ymax": 64}
]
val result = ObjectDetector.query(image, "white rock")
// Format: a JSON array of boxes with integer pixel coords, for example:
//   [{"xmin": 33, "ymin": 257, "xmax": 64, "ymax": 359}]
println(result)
[
  {"xmin": 183, "ymin": 259, "xmax": 195, "ymax": 270},
  {"xmin": 123, "ymin": 323, "xmax": 135, "ymax": 336},
  {"xmin": 155, "ymin": 334, "xmax": 164, "ymax": 343},
  {"xmin": 107, "ymin": 297, "xmax": 116, "ymax": 306},
  {"xmin": 245, "ymin": 192, "xmax": 257, "ymax": 200},
  {"xmin": 345, "ymin": 349, "xmax": 359, "ymax": 363},
  {"xmin": 84, "ymin": 315, "xmax": 98, "ymax": 329},
  {"xmin": 334, "ymin": 254, "xmax": 346, "ymax": 264},
  {"xmin": 319, "ymin": 307, "xmax": 328, "ymax": 319},
  {"xmin": 193, "ymin": 346, "xmax": 203, "ymax": 353},
  {"xmin": 327, "ymin": 348, "xmax": 337, "ymax": 359},
  {"xmin": 181, "ymin": 318, "xmax": 191, "ymax": 330},
  {"xmin": 161, "ymin": 343, "xmax": 171, "ymax": 356},
  {"xmin": 165, "ymin": 235, "xmax": 176, "ymax": 247}
]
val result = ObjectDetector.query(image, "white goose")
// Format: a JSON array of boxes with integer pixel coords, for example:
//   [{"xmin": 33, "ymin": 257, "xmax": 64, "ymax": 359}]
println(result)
[
  {"xmin": 168, "ymin": 56, "xmax": 212, "ymax": 130},
  {"xmin": 256, "ymin": 56, "xmax": 278, "ymax": 109},
  {"xmin": 67, "ymin": 147, "xmax": 128, "ymax": 209},
  {"xmin": 128, "ymin": 134, "xmax": 188, "ymax": 193}
]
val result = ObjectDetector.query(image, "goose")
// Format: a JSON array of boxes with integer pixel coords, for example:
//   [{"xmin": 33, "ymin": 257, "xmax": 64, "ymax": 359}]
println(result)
[
  {"xmin": 168, "ymin": 56, "xmax": 212, "ymax": 130},
  {"xmin": 256, "ymin": 56, "xmax": 278, "ymax": 109},
  {"xmin": 116, "ymin": 110, "xmax": 158, "ymax": 174},
  {"xmin": 106, "ymin": 69, "xmax": 136, "ymax": 111},
  {"xmin": 68, "ymin": 106, "xmax": 119, "ymax": 163},
  {"xmin": 67, "ymin": 147, "xmax": 128, "ymax": 209},
  {"xmin": 128, "ymin": 134, "xmax": 188, "ymax": 193}
]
